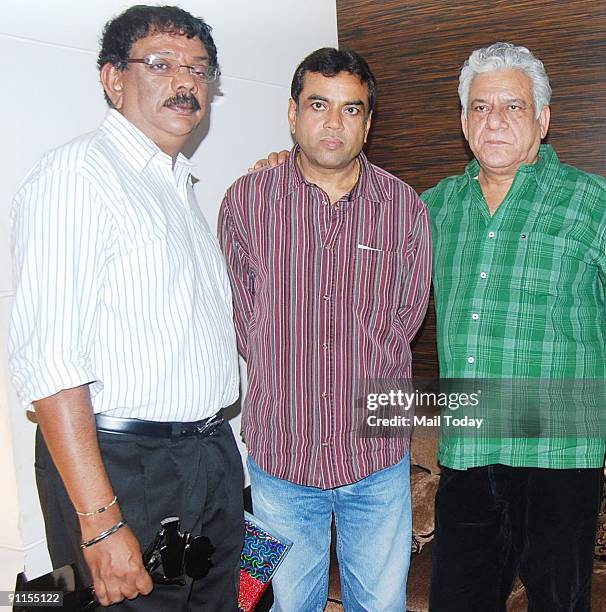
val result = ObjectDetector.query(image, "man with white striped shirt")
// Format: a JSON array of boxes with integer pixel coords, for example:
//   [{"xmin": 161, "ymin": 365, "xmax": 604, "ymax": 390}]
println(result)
[{"xmin": 9, "ymin": 6, "xmax": 243, "ymax": 610}]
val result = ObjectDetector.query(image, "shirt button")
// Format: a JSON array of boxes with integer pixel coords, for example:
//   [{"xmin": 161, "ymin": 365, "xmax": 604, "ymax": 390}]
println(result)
[
  {"xmin": 488, "ymin": 231, "xmax": 495, "ymax": 238},
  {"xmin": 471, "ymin": 313, "xmax": 479, "ymax": 320},
  {"xmin": 321, "ymin": 441, "xmax": 329, "ymax": 447},
  {"xmin": 321, "ymin": 391, "xmax": 327, "ymax": 399},
  {"xmin": 467, "ymin": 356, "xmax": 475, "ymax": 364},
  {"xmin": 323, "ymin": 295, "xmax": 330, "ymax": 301},
  {"xmin": 480, "ymin": 272, "xmax": 487, "ymax": 279},
  {"xmin": 323, "ymin": 343, "xmax": 328, "ymax": 350},
  {"xmin": 334, "ymin": 203, "xmax": 340, "ymax": 210}
]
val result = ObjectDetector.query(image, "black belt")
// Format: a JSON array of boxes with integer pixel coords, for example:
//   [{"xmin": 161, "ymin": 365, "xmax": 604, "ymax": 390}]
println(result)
[{"xmin": 95, "ymin": 410, "xmax": 224, "ymax": 439}]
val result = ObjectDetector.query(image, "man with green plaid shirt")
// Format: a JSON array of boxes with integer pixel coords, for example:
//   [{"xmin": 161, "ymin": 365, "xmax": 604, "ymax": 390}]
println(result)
[{"xmin": 424, "ymin": 42, "xmax": 606, "ymax": 611}]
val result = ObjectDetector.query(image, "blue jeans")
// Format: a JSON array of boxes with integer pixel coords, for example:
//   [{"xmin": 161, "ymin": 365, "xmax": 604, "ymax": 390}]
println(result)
[{"xmin": 248, "ymin": 453, "xmax": 411, "ymax": 612}]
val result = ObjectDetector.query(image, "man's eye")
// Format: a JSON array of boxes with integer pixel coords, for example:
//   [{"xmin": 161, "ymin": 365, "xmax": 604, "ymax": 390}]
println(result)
[
  {"xmin": 149, "ymin": 61, "xmax": 171, "ymax": 72},
  {"xmin": 311, "ymin": 102, "xmax": 325, "ymax": 110},
  {"xmin": 344, "ymin": 107, "xmax": 360, "ymax": 115},
  {"xmin": 191, "ymin": 66, "xmax": 208, "ymax": 77},
  {"xmin": 473, "ymin": 105, "xmax": 488, "ymax": 112},
  {"xmin": 508, "ymin": 104, "xmax": 522, "ymax": 111}
]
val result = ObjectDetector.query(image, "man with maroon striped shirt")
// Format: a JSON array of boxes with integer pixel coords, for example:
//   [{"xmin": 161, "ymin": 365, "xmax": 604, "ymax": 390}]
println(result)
[{"xmin": 219, "ymin": 47, "xmax": 431, "ymax": 611}]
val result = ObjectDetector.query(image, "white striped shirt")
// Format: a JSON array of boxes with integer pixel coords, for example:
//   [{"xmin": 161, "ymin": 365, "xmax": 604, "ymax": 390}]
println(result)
[{"xmin": 9, "ymin": 110, "xmax": 239, "ymax": 422}]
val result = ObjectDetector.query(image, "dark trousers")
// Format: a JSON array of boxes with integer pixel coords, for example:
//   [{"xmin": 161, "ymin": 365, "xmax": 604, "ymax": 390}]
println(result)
[
  {"xmin": 35, "ymin": 421, "xmax": 244, "ymax": 611},
  {"xmin": 429, "ymin": 464, "xmax": 603, "ymax": 612}
]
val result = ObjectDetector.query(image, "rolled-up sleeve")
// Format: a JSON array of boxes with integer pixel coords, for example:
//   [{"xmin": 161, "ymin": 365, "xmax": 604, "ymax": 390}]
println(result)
[{"xmin": 8, "ymin": 168, "xmax": 113, "ymax": 405}]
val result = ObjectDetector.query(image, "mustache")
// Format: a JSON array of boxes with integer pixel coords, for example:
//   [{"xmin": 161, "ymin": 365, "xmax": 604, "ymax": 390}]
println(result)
[{"xmin": 163, "ymin": 92, "xmax": 201, "ymax": 111}]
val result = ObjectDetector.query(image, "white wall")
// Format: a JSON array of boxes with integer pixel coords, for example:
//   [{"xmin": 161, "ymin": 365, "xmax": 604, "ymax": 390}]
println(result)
[{"xmin": 0, "ymin": 0, "xmax": 337, "ymax": 590}]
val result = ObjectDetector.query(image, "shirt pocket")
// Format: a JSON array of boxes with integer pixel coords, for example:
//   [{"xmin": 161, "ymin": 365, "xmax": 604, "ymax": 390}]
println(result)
[
  {"xmin": 501, "ymin": 233, "xmax": 559, "ymax": 296},
  {"xmin": 507, "ymin": 232, "xmax": 590, "ymax": 298},
  {"xmin": 353, "ymin": 247, "xmax": 410, "ymax": 311},
  {"xmin": 114, "ymin": 192, "xmax": 169, "ymax": 257}
]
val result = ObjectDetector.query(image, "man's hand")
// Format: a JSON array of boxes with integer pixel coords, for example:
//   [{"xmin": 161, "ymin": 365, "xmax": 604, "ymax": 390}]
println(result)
[
  {"xmin": 247, "ymin": 149, "xmax": 290, "ymax": 172},
  {"xmin": 34, "ymin": 385, "xmax": 153, "ymax": 605},
  {"xmin": 82, "ymin": 522, "xmax": 152, "ymax": 605}
]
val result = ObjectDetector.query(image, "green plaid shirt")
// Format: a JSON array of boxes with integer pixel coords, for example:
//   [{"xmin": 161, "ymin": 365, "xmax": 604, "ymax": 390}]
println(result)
[{"xmin": 423, "ymin": 145, "xmax": 606, "ymax": 469}]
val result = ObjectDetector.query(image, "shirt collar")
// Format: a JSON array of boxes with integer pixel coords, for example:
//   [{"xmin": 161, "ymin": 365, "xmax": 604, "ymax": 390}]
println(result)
[
  {"xmin": 462, "ymin": 143, "xmax": 559, "ymax": 193},
  {"xmin": 100, "ymin": 109, "xmax": 193, "ymax": 175},
  {"xmin": 284, "ymin": 143, "xmax": 386, "ymax": 202},
  {"xmin": 516, "ymin": 144, "xmax": 559, "ymax": 192}
]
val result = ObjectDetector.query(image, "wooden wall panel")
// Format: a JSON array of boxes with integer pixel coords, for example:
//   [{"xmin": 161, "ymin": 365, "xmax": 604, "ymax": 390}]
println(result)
[{"xmin": 336, "ymin": 0, "xmax": 606, "ymax": 377}]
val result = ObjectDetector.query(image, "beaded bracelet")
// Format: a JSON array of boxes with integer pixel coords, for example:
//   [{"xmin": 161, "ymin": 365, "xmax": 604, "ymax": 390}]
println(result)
[
  {"xmin": 80, "ymin": 519, "xmax": 127, "ymax": 549},
  {"xmin": 75, "ymin": 495, "xmax": 118, "ymax": 517}
]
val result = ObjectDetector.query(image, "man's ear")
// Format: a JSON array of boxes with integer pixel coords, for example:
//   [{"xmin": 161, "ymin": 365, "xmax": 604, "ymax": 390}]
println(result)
[
  {"xmin": 460, "ymin": 110, "xmax": 469, "ymax": 142},
  {"xmin": 287, "ymin": 98, "xmax": 298, "ymax": 135},
  {"xmin": 364, "ymin": 110, "xmax": 373, "ymax": 143},
  {"xmin": 100, "ymin": 63, "xmax": 126, "ymax": 110},
  {"xmin": 538, "ymin": 105, "xmax": 550, "ymax": 139}
]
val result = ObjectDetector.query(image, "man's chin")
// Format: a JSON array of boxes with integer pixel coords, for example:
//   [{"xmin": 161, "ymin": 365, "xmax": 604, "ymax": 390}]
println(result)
[
  {"xmin": 161, "ymin": 113, "xmax": 203, "ymax": 135},
  {"xmin": 315, "ymin": 151, "xmax": 359, "ymax": 170},
  {"xmin": 475, "ymin": 151, "xmax": 518, "ymax": 170}
]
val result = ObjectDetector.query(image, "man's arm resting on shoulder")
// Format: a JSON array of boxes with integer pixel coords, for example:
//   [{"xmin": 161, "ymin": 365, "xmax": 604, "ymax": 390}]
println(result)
[{"xmin": 34, "ymin": 385, "xmax": 152, "ymax": 606}]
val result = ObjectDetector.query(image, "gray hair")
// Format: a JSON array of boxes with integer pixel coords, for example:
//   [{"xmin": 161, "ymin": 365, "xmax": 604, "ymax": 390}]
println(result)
[{"xmin": 459, "ymin": 42, "xmax": 551, "ymax": 118}]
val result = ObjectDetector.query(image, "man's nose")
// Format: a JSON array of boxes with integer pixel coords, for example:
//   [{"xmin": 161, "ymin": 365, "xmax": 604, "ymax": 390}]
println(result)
[
  {"xmin": 323, "ymin": 108, "xmax": 343, "ymax": 130},
  {"xmin": 486, "ymin": 107, "xmax": 508, "ymax": 129},
  {"xmin": 171, "ymin": 65, "xmax": 198, "ymax": 91}
]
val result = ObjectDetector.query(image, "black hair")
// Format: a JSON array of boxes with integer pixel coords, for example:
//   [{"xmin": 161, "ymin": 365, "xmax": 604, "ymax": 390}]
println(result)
[
  {"xmin": 97, "ymin": 5, "xmax": 218, "ymax": 105},
  {"xmin": 290, "ymin": 47, "xmax": 377, "ymax": 113}
]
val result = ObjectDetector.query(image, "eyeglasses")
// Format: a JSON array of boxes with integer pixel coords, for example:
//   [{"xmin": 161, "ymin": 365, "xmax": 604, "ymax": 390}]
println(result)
[{"xmin": 126, "ymin": 54, "xmax": 220, "ymax": 83}]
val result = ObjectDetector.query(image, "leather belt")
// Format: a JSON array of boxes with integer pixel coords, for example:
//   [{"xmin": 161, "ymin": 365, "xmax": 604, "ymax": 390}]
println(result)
[{"xmin": 95, "ymin": 410, "xmax": 224, "ymax": 439}]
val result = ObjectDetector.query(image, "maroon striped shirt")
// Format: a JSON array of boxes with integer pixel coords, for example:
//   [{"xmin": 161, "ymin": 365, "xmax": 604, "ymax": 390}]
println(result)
[{"xmin": 219, "ymin": 146, "xmax": 431, "ymax": 488}]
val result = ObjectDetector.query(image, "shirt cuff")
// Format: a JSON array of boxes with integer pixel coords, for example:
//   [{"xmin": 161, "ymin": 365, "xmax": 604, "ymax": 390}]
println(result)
[{"xmin": 11, "ymin": 351, "xmax": 101, "ymax": 407}]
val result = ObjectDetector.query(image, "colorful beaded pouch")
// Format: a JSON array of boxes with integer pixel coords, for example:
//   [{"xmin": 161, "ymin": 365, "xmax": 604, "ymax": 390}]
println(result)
[{"xmin": 238, "ymin": 511, "xmax": 293, "ymax": 611}]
